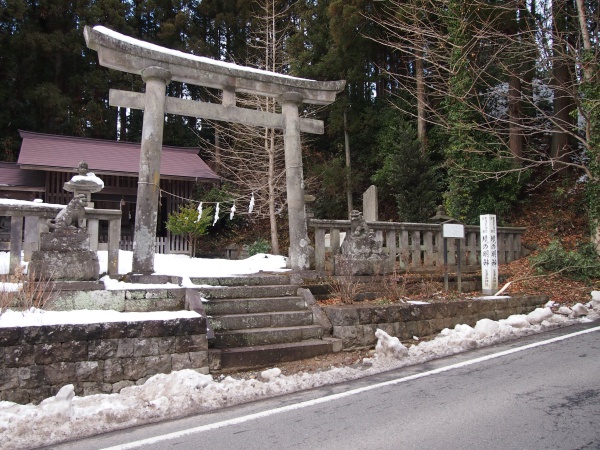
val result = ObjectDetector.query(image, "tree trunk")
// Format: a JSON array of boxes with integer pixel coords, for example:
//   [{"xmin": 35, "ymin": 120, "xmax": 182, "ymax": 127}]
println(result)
[
  {"xmin": 575, "ymin": 0, "xmax": 592, "ymax": 54},
  {"xmin": 416, "ymin": 47, "xmax": 427, "ymax": 152},
  {"xmin": 575, "ymin": 0, "xmax": 592, "ymax": 143},
  {"xmin": 550, "ymin": 61, "xmax": 575, "ymax": 161},
  {"xmin": 344, "ymin": 110, "xmax": 352, "ymax": 217},
  {"xmin": 119, "ymin": 107, "xmax": 127, "ymax": 141},
  {"xmin": 550, "ymin": 0, "xmax": 576, "ymax": 161},
  {"xmin": 508, "ymin": 74, "xmax": 523, "ymax": 160},
  {"xmin": 267, "ymin": 126, "xmax": 280, "ymax": 255},
  {"xmin": 574, "ymin": 0, "xmax": 600, "ymax": 254},
  {"xmin": 214, "ymin": 127, "xmax": 221, "ymax": 175}
]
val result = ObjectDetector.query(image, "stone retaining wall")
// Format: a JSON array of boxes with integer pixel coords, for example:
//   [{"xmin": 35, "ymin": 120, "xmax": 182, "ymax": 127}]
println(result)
[
  {"xmin": 323, "ymin": 295, "xmax": 548, "ymax": 349},
  {"xmin": 0, "ymin": 316, "xmax": 208, "ymax": 405},
  {"xmin": 51, "ymin": 288, "xmax": 186, "ymax": 312}
]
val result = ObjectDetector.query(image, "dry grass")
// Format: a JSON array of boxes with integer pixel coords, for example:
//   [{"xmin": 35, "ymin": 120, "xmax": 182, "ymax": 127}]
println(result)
[{"xmin": 0, "ymin": 266, "xmax": 56, "ymax": 316}]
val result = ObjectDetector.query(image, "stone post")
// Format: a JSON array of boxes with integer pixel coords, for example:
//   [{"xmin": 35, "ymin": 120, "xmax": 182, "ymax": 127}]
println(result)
[
  {"xmin": 480, "ymin": 214, "xmax": 499, "ymax": 295},
  {"xmin": 132, "ymin": 66, "xmax": 171, "ymax": 274},
  {"xmin": 281, "ymin": 92, "xmax": 310, "ymax": 270},
  {"xmin": 108, "ymin": 217, "xmax": 121, "ymax": 276},
  {"xmin": 87, "ymin": 218, "xmax": 99, "ymax": 252},
  {"xmin": 23, "ymin": 216, "xmax": 40, "ymax": 261},
  {"xmin": 363, "ymin": 185, "xmax": 378, "ymax": 222},
  {"xmin": 9, "ymin": 216, "xmax": 23, "ymax": 275}
]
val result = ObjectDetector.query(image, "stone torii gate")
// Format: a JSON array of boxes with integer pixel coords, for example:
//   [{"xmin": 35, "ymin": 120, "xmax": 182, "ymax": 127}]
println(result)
[{"xmin": 84, "ymin": 26, "xmax": 345, "ymax": 273}]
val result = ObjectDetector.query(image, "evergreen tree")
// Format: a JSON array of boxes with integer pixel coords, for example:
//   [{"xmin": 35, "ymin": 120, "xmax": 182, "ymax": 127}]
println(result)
[
  {"xmin": 371, "ymin": 109, "xmax": 441, "ymax": 222},
  {"xmin": 165, "ymin": 203, "xmax": 213, "ymax": 257},
  {"xmin": 288, "ymin": 0, "xmax": 401, "ymax": 218},
  {"xmin": 0, "ymin": 0, "xmax": 138, "ymax": 157},
  {"xmin": 442, "ymin": 0, "xmax": 526, "ymax": 224}
]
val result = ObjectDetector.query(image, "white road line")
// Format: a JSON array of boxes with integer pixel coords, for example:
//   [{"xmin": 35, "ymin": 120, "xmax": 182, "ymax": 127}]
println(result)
[{"xmin": 101, "ymin": 325, "xmax": 600, "ymax": 450}]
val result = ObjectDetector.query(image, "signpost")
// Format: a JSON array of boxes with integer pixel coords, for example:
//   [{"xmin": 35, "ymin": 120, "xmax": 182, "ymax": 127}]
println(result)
[
  {"xmin": 442, "ymin": 222, "xmax": 465, "ymax": 292},
  {"xmin": 480, "ymin": 214, "xmax": 499, "ymax": 295}
]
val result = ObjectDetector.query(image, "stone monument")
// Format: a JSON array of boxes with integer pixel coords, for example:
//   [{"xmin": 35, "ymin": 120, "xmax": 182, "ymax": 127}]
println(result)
[
  {"xmin": 362, "ymin": 185, "xmax": 378, "ymax": 222},
  {"xmin": 28, "ymin": 167, "xmax": 102, "ymax": 281},
  {"xmin": 334, "ymin": 210, "xmax": 386, "ymax": 276}
]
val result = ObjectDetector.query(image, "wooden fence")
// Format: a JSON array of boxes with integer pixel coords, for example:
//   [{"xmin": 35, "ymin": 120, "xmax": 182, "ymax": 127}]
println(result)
[
  {"xmin": 310, "ymin": 219, "xmax": 525, "ymax": 274},
  {"xmin": 99, "ymin": 234, "xmax": 190, "ymax": 255}
]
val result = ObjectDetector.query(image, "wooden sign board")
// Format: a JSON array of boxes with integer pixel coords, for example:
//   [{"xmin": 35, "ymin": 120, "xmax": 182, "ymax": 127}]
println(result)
[{"xmin": 443, "ymin": 223, "xmax": 465, "ymax": 239}]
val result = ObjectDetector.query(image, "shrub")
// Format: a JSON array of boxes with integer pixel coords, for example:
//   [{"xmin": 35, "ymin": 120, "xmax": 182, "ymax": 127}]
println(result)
[
  {"xmin": 246, "ymin": 238, "xmax": 271, "ymax": 256},
  {"xmin": 165, "ymin": 203, "xmax": 213, "ymax": 257},
  {"xmin": 530, "ymin": 240, "xmax": 600, "ymax": 282}
]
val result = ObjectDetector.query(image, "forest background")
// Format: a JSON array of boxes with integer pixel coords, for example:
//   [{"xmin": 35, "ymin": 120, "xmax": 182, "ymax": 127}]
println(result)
[{"xmin": 1, "ymin": 0, "xmax": 600, "ymax": 279}]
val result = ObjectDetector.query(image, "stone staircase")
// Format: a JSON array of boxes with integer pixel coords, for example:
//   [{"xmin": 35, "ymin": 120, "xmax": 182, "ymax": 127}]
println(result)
[{"xmin": 189, "ymin": 274, "xmax": 340, "ymax": 371}]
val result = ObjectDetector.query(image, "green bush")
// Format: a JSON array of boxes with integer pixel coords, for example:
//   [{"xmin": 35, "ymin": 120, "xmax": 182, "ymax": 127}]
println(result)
[
  {"xmin": 246, "ymin": 238, "xmax": 271, "ymax": 256},
  {"xmin": 165, "ymin": 203, "xmax": 213, "ymax": 257},
  {"xmin": 530, "ymin": 240, "xmax": 600, "ymax": 282}
]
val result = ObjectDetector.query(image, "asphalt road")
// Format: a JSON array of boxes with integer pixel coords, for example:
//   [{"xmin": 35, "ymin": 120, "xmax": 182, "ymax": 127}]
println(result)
[{"xmin": 50, "ymin": 321, "xmax": 600, "ymax": 450}]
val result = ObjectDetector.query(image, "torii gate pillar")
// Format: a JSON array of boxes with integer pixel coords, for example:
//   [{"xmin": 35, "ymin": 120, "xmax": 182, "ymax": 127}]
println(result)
[
  {"xmin": 281, "ymin": 92, "xmax": 310, "ymax": 270},
  {"xmin": 133, "ymin": 67, "xmax": 171, "ymax": 274}
]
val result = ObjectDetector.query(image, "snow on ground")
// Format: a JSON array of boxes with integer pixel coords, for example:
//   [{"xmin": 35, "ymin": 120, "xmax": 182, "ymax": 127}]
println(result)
[
  {"xmin": 1, "ymin": 249, "xmax": 289, "ymax": 291},
  {"xmin": 1, "ymin": 250, "xmax": 599, "ymax": 449},
  {"xmin": 0, "ymin": 309, "xmax": 200, "ymax": 328},
  {"xmin": 95, "ymin": 250, "xmax": 290, "ymax": 279},
  {"xmin": 98, "ymin": 250, "xmax": 289, "ymax": 289}
]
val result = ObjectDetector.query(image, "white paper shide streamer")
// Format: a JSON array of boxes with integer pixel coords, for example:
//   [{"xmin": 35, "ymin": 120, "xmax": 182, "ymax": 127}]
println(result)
[
  {"xmin": 212, "ymin": 202, "xmax": 220, "ymax": 226},
  {"xmin": 196, "ymin": 202, "xmax": 203, "ymax": 222},
  {"xmin": 230, "ymin": 203, "xmax": 236, "ymax": 220},
  {"xmin": 249, "ymin": 193, "xmax": 255, "ymax": 214}
]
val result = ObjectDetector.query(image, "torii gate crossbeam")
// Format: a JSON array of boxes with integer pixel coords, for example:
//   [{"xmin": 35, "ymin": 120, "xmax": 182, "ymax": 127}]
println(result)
[{"xmin": 84, "ymin": 26, "xmax": 345, "ymax": 273}]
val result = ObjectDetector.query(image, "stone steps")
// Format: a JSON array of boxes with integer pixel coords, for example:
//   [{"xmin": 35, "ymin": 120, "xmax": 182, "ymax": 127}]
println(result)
[
  {"xmin": 210, "ymin": 310, "xmax": 314, "ymax": 331},
  {"xmin": 190, "ymin": 275, "xmax": 291, "ymax": 287},
  {"xmin": 196, "ymin": 284, "xmax": 298, "ymax": 300},
  {"xmin": 211, "ymin": 339, "xmax": 342, "ymax": 371},
  {"xmin": 191, "ymin": 274, "xmax": 341, "ymax": 370},
  {"xmin": 213, "ymin": 324, "xmax": 323, "ymax": 348},
  {"xmin": 204, "ymin": 296, "xmax": 307, "ymax": 315}
]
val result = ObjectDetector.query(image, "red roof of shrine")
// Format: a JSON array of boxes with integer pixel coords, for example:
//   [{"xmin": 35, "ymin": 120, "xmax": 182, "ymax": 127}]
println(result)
[
  {"xmin": 17, "ymin": 131, "xmax": 218, "ymax": 182},
  {"xmin": 0, "ymin": 162, "xmax": 45, "ymax": 189}
]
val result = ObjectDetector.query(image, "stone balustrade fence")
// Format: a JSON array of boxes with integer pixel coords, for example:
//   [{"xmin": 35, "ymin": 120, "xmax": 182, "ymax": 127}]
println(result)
[
  {"xmin": 0, "ymin": 203, "xmax": 121, "ymax": 276},
  {"xmin": 311, "ymin": 219, "xmax": 526, "ymax": 273}
]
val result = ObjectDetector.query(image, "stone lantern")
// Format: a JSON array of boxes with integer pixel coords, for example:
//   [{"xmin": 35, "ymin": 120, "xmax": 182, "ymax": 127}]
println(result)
[{"xmin": 63, "ymin": 161, "xmax": 104, "ymax": 207}]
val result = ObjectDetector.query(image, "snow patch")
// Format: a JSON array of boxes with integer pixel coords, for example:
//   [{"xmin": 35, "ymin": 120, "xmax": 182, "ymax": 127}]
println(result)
[
  {"xmin": 474, "ymin": 318, "xmax": 500, "ymax": 337},
  {"xmin": 502, "ymin": 315, "xmax": 531, "ymax": 329},
  {"xmin": 571, "ymin": 303, "xmax": 589, "ymax": 317},
  {"xmin": 374, "ymin": 329, "xmax": 409, "ymax": 359},
  {"xmin": 591, "ymin": 291, "xmax": 600, "ymax": 310},
  {"xmin": 526, "ymin": 307, "xmax": 554, "ymax": 325},
  {"xmin": 0, "ymin": 308, "xmax": 200, "ymax": 328},
  {"xmin": 260, "ymin": 368, "xmax": 282, "ymax": 381},
  {"xmin": 1, "ymin": 307, "xmax": 598, "ymax": 449},
  {"xmin": 71, "ymin": 173, "xmax": 104, "ymax": 188},
  {"xmin": 557, "ymin": 306, "xmax": 572, "ymax": 316}
]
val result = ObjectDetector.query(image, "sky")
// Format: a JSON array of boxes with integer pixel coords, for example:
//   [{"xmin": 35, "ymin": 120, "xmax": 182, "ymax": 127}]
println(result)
[{"xmin": 1, "ymin": 251, "xmax": 599, "ymax": 449}]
